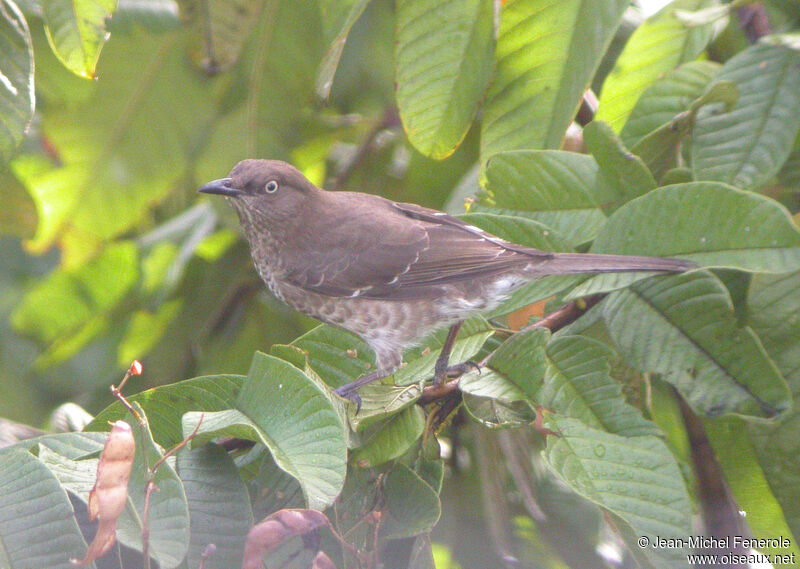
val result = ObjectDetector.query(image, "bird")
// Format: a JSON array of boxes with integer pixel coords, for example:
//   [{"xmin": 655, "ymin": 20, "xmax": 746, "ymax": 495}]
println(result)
[{"xmin": 199, "ymin": 160, "xmax": 693, "ymax": 406}]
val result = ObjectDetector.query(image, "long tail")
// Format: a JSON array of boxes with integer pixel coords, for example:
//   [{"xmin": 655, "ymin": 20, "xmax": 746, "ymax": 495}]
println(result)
[{"xmin": 533, "ymin": 253, "xmax": 695, "ymax": 276}]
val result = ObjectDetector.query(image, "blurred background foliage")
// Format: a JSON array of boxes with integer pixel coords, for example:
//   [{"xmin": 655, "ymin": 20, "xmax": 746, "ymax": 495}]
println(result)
[{"xmin": 2, "ymin": 0, "xmax": 800, "ymax": 567}]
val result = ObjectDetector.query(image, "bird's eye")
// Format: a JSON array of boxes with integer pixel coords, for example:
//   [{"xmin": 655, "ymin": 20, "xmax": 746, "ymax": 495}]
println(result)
[{"xmin": 265, "ymin": 180, "xmax": 279, "ymax": 193}]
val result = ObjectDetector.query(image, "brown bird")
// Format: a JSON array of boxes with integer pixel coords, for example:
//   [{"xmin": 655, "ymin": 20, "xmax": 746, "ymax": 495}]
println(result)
[{"xmin": 200, "ymin": 160, "xmax": 693, "ymax": 406}]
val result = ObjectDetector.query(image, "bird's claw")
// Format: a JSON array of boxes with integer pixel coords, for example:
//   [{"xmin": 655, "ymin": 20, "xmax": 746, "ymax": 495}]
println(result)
[
  {"xmin": 333, "ymin": 385, "xmax": 362, "ymax": 413},
  {"xmin": 433, "ymin": 360, "xmax": 482, "ymax": 386}
]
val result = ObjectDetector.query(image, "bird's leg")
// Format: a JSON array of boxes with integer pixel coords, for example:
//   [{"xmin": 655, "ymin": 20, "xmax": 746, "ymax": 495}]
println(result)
[
  {"xmin": 433, "ymin": 322, "xmax": 480, "ymax": 386},
  {"xmin": 333, "ymin": 371, "xmax": 384, "ymax": 411}
]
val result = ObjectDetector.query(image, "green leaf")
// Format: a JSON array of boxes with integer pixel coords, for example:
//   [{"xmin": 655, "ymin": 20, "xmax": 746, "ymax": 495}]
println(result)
[
  {"xmin": 602, "ymin": 271, "xmax": 791, "ymax": 419},
  {"xmin": 21, "ymin": 29, "xmax": 217, "ymax": 255},
  {"xmin": 346, "ymin": 383, "xmax": 422, "ymax": 431},
  {"xmin": 316, "ymin": 0, "xmax": 370, "ymax": 99},
  {"xmin": 381, "ymin": 463, "xmax": 441, "ymax": 539},
  {"xmin": 480, "ymin": 0, "xmax": 628, "ymax": 161},
  {"xmin": 621, "ymin": 60, "xmax": 718, "ymax": 149},
  {"xmin": 236, "ymin": 352, "xmax": 347, "ymax": 510},
  {"xmin": 0, "ymin": 449, "xmax": 89, "ymax": 569},
  {"xmin": 692, "ymin": 43, "xmax": 800, "ymax": 190},
  {"xmin": 350, "ymin": 406, "xmax": 425, "ymax": 467},
  {"xmin": 178, "ymin": 0, "xmax": 264, "ymax": 73},
  {"xmin": 88, "ymin": 374, "xmax": 244, "ymax": 448},
  {"xmin": 43, "ymin": 0, "xmax": 117, "ymax": 78},
  {"xmin": 176, "ymin": 444, "xmax": 254, "ymax": 569},
  {"xmin": 588, "ymin": 182, "xmax": 800, "ymax": 274},
  {"xmin": 462, "ymin": 393, "xmax": 536, "ymax": 428},
  {"xmin": 541, "ymin": 335, "xmax": 658, "ymax": 436},
  {"xmin": 117, "ymin": 300, "xmax": 182, "ymax": 366},
  {"xmin": 394, "ymin": 316, "xmax": 494, "ymax": 385},
  {"xmin": 395, "ymin": 0, "xmax": 494, "ymax": 159},
  {"xmin": 583, "ymin": 120, "xmax": 657, "ymax": 206},
  {"xmin": 0, "ymin": 169, "xmax": 37, "ymax": 237},
  {"xmin": 487, "ymin": 328, "xmax": 549, "ymax": 403},
  {"xmin": 459, "ymin": 367, "xmax": 526, "ymax": 403},
  {"xmin": 544, "ymin": 417, "xmax": 693, "ymax": 569},
  {"xmin": 481, "ymin": 150, "xmax": 618, "ymax": 246},
  {"xmin": 11, "ymin": 241, "xmax": 139, "ymax": 367},
  {"xmin": 595, "ymin": 0, "xmax": 714, "ymax": 132},
  {"xmin": 0, "ymin": 0, "xmax": 34, "ymax": 165},
  {"xmin": 289, "ymin": 324, "xmax": 374, "ymax": 388}
]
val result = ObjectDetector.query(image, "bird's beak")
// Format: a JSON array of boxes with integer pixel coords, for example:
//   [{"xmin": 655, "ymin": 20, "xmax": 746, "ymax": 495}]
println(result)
[{"xmin": 198, "ymin": 178, "xmax": 245, "ymax": 197}]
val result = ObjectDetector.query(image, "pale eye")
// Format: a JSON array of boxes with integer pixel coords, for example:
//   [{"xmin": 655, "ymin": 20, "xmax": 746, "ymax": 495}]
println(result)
[{"xmin": 265, "ymin": 180, "xmax": 279, "ymax": 193}]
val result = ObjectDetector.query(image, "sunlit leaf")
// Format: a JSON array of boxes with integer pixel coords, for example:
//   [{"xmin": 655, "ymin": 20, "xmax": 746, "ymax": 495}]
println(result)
[
  {"xmin": 481, "ymin": 0, "xmax": 627, "ymax": 162},
  {"xmin": 596, "ymin": 0, "xmax": 714, "ymax": 132},
  {"xmin": 395, "ymin": 0, "xmax": 494, "ymax": 159},
  {"xmin": 43, "ymin": 0, "xmax": 117, "ymax": 78}
]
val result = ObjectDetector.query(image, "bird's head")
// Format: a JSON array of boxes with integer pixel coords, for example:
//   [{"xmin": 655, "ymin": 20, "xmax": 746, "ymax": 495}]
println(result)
[{"xmin": 198, "ymin": 159, "xmax": 317, "ymax": 230}]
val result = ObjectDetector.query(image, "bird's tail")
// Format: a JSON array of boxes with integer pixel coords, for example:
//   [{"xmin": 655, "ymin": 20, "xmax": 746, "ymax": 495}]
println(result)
[{"xmin": 532, "ymin": 253, "xmax": 695, "ymax": 276}]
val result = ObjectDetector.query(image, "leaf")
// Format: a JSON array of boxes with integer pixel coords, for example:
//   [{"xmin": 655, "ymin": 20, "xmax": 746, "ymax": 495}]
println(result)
[
  {"xmin": 117, "ymin": 300, "xmax": 182, "ymax": 366},
  {"xmin": 602, "ymin": 271, "xmax": 791, "ymax": 419},
  {"xmin": 178, "ymin": 0, "xmax": 265, "ymax": 73},
  {"xmin": 0, "ymin": 449, "xmax": 89, "ymax": 569},
  {"xmin": 350, "ymin": 406, "xmax": 425, "ymax": 468},
  {"xmin": 10, "ymin": 241, "xmax": 139, "ymax": 367},
  {"xmin": 289, "ymin": 324, "xmax": 374, "ymax": 389},
  {"xmin": 621, "ymin": 60, "xmax": 718, "ymax": 149},
  {"xmin": 544, "ymin": 417, "xmax": 693, "ymax": 569},
  {"xmin": 43, "ymin": 0, "xmax": 117, "ymax": 78},
  {"xmin": 237, "ymin": 352, "xmax": 347, "ymax": 510},
  {"xmin": 583, "ymin": 120, "xmax": 657, "ymax": 206},
  {"xmin": 176, "ymin": 444, "xmax": 254, "ymax": 569},
  {"xmin": 481, "ymin": 150, "xmax": 619, "ymax": 246},
  {"xmin": 395, "ymin": 0, "xmax": 494, "ymax": 159},
  {"xmin": 88, "ymin": 374, "xmax": 244, "ymax": 448},
  {"xmin": 381, "ymin": 464, "xmax": 441, "ymax": 540},
  {"xmin": 0, "ymin": 0, "xmax": 34, "ymax": 165},
  {"xmin": 480, "ymin": 0, "xmax": 628, "ymax": 161},
  {"xmin": 462, "ymin": 394, "xmax": 536, "ymax": 429},
  {"xmin": 540, "ymin": 335, "xmax": 658, "ymax": 437},
  {"xmin": 692, "ymin": 43, "xmax": 800, "ymax": 190},
  {"xmin": 315, "ymin": 0, "xmax": 371, "ymax": 99},
  {"xmin": 595, "ymin": 0, "xmax": 714, "ymax": 132},
  {"xmin": 459, "ymin": 367, "xmax": 526, "ymax": 403},
  {"xmin": 21, "ymin": 28, "xmax": 217, "ymax": 256},
  {"xmin": 0, "ymin": 169, "xmax": 37, "ymax": 237},
  {"xmin": 487, "ymin": 327, "xmax": 549, "ymax": 403},
  {"xmin": 578, "ymin": 182, "xmax": 800, "ymax": 298}
]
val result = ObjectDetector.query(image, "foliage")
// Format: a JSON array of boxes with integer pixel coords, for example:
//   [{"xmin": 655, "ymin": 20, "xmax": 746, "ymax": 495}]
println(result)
[{"xmin": 1, "ymin": 1, "xmax": 800, "ymax": 568}]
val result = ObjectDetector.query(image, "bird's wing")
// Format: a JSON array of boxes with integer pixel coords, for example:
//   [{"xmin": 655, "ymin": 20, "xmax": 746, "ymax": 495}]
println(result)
[{"xmin": 282, "ymin": 197, "xmax": 550, "ymax": 300}]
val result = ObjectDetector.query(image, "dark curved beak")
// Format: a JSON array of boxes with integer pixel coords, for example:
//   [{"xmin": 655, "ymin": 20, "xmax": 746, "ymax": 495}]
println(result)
[{"xmin": 198, "ymin": 178, "xmax": 244, "ymax": 197}]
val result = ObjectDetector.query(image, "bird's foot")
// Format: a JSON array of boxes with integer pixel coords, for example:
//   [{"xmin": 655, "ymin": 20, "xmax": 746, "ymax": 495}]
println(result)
[
  {"xmin": 433, "ymin": 361, "xmax": 481, "ymax": 387},
  {"xmin": 333, "ymin": 385, "xmax": 362, "ymax": 412},
  {"xmin": 332, "ymin": 370, "xmax": 384, "ymax": 412}
]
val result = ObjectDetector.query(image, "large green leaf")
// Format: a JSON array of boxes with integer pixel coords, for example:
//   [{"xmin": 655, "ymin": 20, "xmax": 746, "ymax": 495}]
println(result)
[
  {"xmin": 481, "ymin": 150, "xmax": 618, "ymax": 246},
  {"xmin": 585, "ymin": 182, "xmax": 800, "ymax": 281},
  {"xmin": 692, "ymin": 43, "xmax": 800, "ymax": 190},
  {"xmin": 0, "ymin": 449, "xmax": 89, "ymax": 569},
  {"xmin": 544, "ymin": 417, "xmax": 693, "ymax": 569},
  {"xmin": 21, "ymin": 28, "xmax": 217, "ymax": 258},
  {"xmin": 236, "ymin": 352, "xmax": 347, "ymax": 510},
  {"xmin": 88, "ymin": 374, "xmax": 244, "ymax": 448},
  {"xmin": 395, "ymin": 0, "xmax": 494, "ymax": 159},
  {"xmin": 10, "ymin": 241, "xmax": 139, "ymax": 367},
  {"xmin": 178, "ymin": 0, "xmax": 264, "ymax": 73},
  {"xmin": 487, "ymin": 327, "xmax": 549, "ymax": 403},
  {"xmin": 43, "ymin": 0, "xmax": 117, "ymax": 78},
  {"xmin": 0, "ymin": 0, "xmax": 34, "ymax": 166},
  {"xmin": 595, "ymin": 0, "xmax": 714, "ymax": 132},
  {"xmin": 540, "ymin": 335, "xmax": 658, "ymax": 437},
  {"xmin": 480, "ymin": 0, "xmax": 627, "ymax": 162},
  {"xmin": 602, "ymin": 271, "xmax": 791, "ymax": 419},
  {"xmin": 287, "ymin": 324, "xmax": 374, "ymax": 389},
  {"xmin": 176, "ymin": 444, "xmax": 254, "ymax": 569},
  {"xmin": 620, "ymin": 60, "xmax": 718, "ymax": 149}
]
